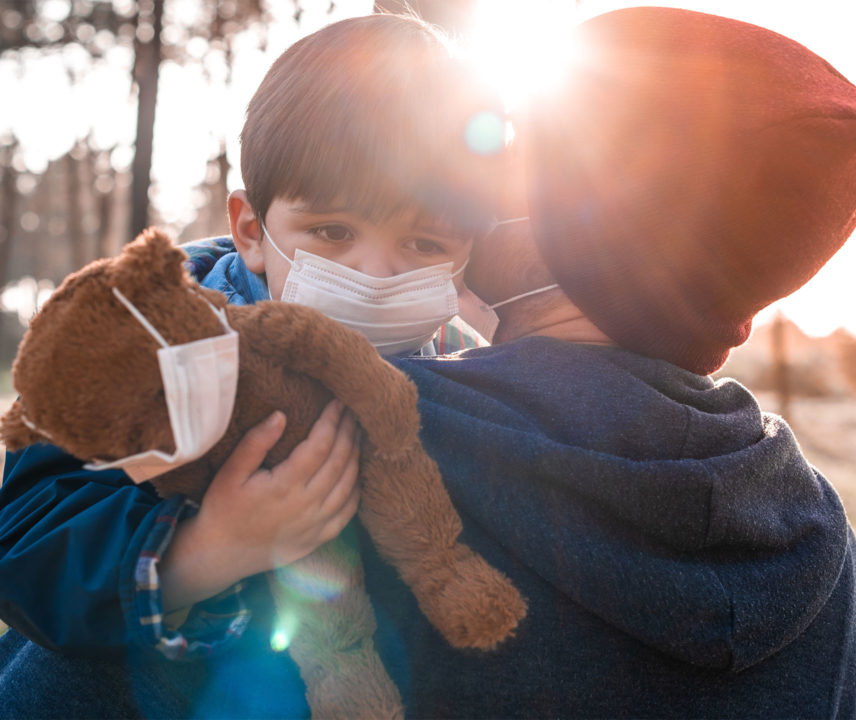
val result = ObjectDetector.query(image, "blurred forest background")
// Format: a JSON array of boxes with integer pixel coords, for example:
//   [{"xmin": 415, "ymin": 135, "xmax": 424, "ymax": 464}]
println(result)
[{"xmin": 0, "ymin": 0, "xmax": 855, "ymax": 521}]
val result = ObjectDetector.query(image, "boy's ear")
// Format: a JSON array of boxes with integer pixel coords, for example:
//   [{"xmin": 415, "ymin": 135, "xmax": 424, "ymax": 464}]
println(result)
[{"xmin": 229, "ymin": 189, "xmax": 265, "ymax": 273}]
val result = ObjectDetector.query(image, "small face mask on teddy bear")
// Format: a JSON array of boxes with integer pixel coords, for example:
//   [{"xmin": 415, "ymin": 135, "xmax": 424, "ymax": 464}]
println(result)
[{"xmin": 82, "ymin": 287, "xmax": 240, "ymax": 483}]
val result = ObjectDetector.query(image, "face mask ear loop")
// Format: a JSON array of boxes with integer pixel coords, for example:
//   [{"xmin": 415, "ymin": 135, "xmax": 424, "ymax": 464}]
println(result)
[
  {"xmin": 489, "ymin": 283, "xmax": 560, "ymax": 310},
  {"xmin": 261, "ymin": 221, "xmax": 295, "ymax": 268},
  {"xmin": 490, "ymin": 216, "xmax": 530, "ymax": 232},
  {"xmin": 188, "ymin": 286, "xmax": 233, "ymax": 334},
  {"xmin": 261, "ymin": 220, "xmax": 297, "ymax": 301},
  {"xmin": 112, "ymin": 287, "xmax": 170, "ymax": 349},
  {"xmin": 451, "ymin": 258, "xmax": 469, "ymax": 279},
  {"xmin": 19, "ymin": 412, "xmax": 56, "ymax": 442}
]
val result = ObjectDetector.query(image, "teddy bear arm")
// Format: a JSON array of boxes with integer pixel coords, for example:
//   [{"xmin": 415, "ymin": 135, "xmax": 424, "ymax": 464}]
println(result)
[
  {"xmin": 358, "ymin": 449, "xmax": 528, "ymax": 651},
  {"xmin": 267, "ymin": 537, "xmax": 404, "ymax": 719},
  {"xmin": 233, "ymin": 302, "xmax": 420, "ymax": 454}
]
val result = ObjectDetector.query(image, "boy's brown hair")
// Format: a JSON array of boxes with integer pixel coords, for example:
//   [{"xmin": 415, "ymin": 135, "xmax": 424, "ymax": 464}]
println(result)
[{"xmin": 240, "ymin": 13, "xmax": 505, "ymax": 240}]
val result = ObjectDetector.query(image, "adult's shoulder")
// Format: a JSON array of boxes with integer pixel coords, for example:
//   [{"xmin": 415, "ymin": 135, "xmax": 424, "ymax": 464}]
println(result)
[{"xmin": 391, "ymin": 336, "xmax": 765, "ymax": 460}]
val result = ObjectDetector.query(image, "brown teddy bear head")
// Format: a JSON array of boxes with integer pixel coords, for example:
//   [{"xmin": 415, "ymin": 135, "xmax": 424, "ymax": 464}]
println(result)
[{"xmin": 1, "ymin": 228, "xmax": 232, "ymax": 464}]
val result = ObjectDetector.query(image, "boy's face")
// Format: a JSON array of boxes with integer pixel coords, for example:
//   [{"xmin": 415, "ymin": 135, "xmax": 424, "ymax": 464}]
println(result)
[{"xmin": 232, "ymin": 193, "xmax": 474, "ymax": 301}]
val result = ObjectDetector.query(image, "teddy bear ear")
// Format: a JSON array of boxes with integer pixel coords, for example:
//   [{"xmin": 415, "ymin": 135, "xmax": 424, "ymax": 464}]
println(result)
[
  {"xmin": 113, "ymin": 227, "xmax": 189, "ymax": 287},
  {"xmin": 0, "ymin": 399, "xmax": 46, "ymax": 451}
]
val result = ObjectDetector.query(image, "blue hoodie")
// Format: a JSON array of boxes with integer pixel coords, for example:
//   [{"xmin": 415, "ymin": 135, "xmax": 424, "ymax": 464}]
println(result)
[{"xmin": 358, "ymin": 337, "xmax": 856, "ymax": 718}]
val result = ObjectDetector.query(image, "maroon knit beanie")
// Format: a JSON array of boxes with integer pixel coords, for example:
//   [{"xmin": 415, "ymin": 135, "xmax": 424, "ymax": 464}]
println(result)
[{"xmin": 526, "ymin": 7, "xmax": 856, "ymax": 374}]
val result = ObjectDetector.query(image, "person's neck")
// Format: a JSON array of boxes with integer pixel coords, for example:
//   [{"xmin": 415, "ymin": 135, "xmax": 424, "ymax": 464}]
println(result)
[{"xmin": 493, "ymin": 299, "xmax": 615, "ymax": 346}]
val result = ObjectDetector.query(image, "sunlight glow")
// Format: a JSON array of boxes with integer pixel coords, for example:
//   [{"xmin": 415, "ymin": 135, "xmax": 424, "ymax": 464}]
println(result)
[
  {"xmin": 464, "ymin": 110, "xmax": 506, "ymax": 155},
  {"xmin": 0, "ymin": 277, "xmax": 55, "ymax": 328},
  {"xmin": 463, "ymin": 0, "xmax": 856, "ymax": 337},
  {"xmin": 467, "ymin": 0, "xmax": 581, "ymax": 110}
]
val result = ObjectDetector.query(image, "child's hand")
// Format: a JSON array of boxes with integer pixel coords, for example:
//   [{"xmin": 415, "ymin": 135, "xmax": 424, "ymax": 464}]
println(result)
[
  {"xmin": 207, "ymin": 399, "xmax": 361, "ymax": 570},
  {"xmin": 160, "ymin": 401, "xmax": 361, "ymax": 611}
]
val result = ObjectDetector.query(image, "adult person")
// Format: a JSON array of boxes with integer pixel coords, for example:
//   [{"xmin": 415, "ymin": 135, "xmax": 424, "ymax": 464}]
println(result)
[{"xmin": 362, "ymin": 7, "xmax": 856, "ymax": 718}]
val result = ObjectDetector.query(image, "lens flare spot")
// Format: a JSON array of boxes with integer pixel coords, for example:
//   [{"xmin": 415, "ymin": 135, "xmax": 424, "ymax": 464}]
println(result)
[
  {"xmin": 270, "ymin": 629, "xmax": 290, "ymax": 652},
  {"xmin": 465, "ymin": 111, "xmax": 505, "ymax": 155},
  {"xmin": 270, "ymin": 612, "xmax": 299, "ymax": 652},
  {"xmin": 271, "ymin": 543, "xmax": 359, "ymax": 602}
]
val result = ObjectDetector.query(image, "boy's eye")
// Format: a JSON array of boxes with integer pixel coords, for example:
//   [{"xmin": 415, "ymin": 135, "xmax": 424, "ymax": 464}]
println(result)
[
  {"xmin": 409, "ymin": 237, "xmax": 448, "ymax": 255},
  {"xmin": 310, "ymin": 224, "xmax": 353, "ymax": 243}
]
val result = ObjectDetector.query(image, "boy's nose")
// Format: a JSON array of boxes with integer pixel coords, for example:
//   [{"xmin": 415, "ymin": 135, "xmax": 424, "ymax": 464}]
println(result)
[{"xmin": 354, "ymin": 247, "xmax": 397, "ymax": 278}]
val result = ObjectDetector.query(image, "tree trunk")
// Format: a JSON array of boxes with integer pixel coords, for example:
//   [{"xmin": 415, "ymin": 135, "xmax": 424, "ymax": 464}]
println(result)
[
  {"xmin": 209, "ymin": 146, "xmax": 231, "ymax": 236},
  {"xmin": 0, "ymin": 142, "xmax": 16, "ymax": 290},
  {"xmin": 97, "ymin": 165, "xmax": 116, "ymax": 258},
  {"xmin": 0, "ymin": 142, "xmax": 18, "ymax": 366},
  {"xmin": 65, "ymin": 151, "xmax": 85, "ymax": 271},
  {"xmin": 130, "ymin": 0, "xmax": 165, "ymax": 241}
]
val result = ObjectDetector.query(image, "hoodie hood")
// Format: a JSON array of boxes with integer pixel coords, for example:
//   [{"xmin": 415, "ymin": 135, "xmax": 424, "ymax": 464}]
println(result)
[
  {"xmin": 197, "ymin": 249, "xmax": 270, "ymax": 306},
  {"xmin": 392, "ymin": 337, "xmax": 850, "ymax": 672}
]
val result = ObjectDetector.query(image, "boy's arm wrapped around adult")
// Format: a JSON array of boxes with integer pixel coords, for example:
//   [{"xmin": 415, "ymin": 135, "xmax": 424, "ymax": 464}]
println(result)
[{"xmin": 0, "ymin": 443, "xmax": 251, "ymax": 657}]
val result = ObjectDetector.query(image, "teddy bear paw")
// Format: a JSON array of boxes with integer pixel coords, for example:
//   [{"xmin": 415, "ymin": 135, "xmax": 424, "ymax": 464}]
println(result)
[{"xmin": 417, "ymin": 551, "xmax": 528, "ymax": 650}]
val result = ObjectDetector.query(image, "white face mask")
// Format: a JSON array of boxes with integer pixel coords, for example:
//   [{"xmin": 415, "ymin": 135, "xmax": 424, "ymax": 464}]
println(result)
[
  {"xmin": 263, "ymin": 222, "xmax": 464, "ymax": 356},
  {"xmin": 83, "ymin": 287, "xmax": 240, "ymax": 484},
  {"xmin": 455, "ymin": 217, "xmax": 559, "ymax": 343}
]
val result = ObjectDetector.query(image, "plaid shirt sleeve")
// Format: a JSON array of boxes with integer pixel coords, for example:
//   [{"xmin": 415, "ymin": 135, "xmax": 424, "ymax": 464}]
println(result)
[
  {"xmin": 127, "ymin": 494, "xmax": 252, "ymax": 660},
  {"xmin": 434, "ymin": 316, "xmax": 490, "ymax": 354}
]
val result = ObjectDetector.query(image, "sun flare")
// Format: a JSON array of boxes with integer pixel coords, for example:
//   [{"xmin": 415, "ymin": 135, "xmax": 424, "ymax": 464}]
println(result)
[{"xmin": 466, "ymin": 0, "xmax": 582, "ymax": 110}]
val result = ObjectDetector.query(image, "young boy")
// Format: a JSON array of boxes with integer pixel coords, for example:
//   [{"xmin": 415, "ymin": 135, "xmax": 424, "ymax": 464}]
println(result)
[
  {"xmin": 0, "ymin": 14, "xmax": 504, "ymax": 719},
  {"xmin": 185, "ymin": 12, "xmax": 505, "ymax": 356},
  {"xmin": 162, "ymin": 11, "xmax": 504, "ymax": 616}
]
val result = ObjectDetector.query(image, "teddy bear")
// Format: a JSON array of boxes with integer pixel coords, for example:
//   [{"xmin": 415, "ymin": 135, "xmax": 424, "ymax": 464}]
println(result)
[{"xmin": 0, "ymin": 228, "xmax": 527, "ymax": 719}]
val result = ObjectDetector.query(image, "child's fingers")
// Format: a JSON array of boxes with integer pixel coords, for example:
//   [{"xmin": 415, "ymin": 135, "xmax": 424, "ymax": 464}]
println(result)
[
  {"xmin": 214, "ymin": 411, "xmax": 286, "ymax": 487},
  {"xmin": 303, "ymin": 409, "xmax": 359, "ymax": 496},
  {"xmin": 316, "ymin": 429, "xmax": 361, "ymax": 517},
  {"xmin": 280, "ymin": 399, "xmax": 347, "ymax": 481},
  {"xmin": 319, "ymin": 484, "xmax": 361, "ymax": 545}
]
